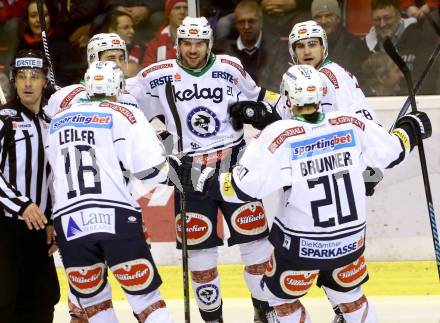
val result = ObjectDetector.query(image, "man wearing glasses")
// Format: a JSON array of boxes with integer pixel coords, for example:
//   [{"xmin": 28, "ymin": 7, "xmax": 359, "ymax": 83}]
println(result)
[{"xmin": 363, "ymin": 0, "xmax": 435, "ymax": 93}]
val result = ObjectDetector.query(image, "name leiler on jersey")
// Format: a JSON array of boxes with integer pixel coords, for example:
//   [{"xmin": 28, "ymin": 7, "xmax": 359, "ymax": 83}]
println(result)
[{"xmin": 59, "ymin": 129, "xmax": 95, "ymax": 145}]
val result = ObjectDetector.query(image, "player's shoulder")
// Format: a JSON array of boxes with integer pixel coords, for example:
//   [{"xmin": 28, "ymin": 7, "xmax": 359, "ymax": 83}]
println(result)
[
  {"xmin": 0, "ymin": 102, "xmax": 19, "ymax": 122},
  {"xmin": 325, "ymin": 110, "xmax": 368, "ymax": 131},
  {"xmin": 138, "ymin": 59, "xmax": 175, "ymax": 80},
  {"xmin": 319, "ymin": 61, "xmax": 347, "ymax": 88},
  {"xmin": 215, "ymin": 54, "xmax": 247, "ymax": 78},
  {"xmin": 98, "ymin": 100, "xmax": 143, "ymax": 125},
  {"xmin": 258, "ymin": 119, "xmax": 307, "ymax": 151}
]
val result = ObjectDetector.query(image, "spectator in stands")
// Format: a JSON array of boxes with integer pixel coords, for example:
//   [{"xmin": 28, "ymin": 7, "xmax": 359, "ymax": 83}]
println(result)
[
  {"xmin": 400, "ymin": 0, "xmax": 439, "ymax": 19},
  {"xmin": 106, "ymin": 0, "xmax": 165, "ymax": 43},
  {"xmin": 214, "ymin": 1, "xmax": 267, "ymax": 83},
  {"xmin": 363, "ymin": 0, "xmax": 436, "ymax": 93},
  {"xmin": 311, "ymin": 0, "xmax": 369, "ymax": 79},
  {"xmin": 108, "ymin": 10, "xmax": 145, "ymax": 77},
  {"xmin": 0, "ymin": 0, "xmax": 26, "ymax": 74},
  {"xmin": 142, "ymin": 0, "xmax": 187, "ymax": 67},
  {"xmin": 362, "ymin": 51, "xmax": 404, "ymax": 96},
  {"xmin": 0, "ymin": 72, "xmax": 13, "ymax": 105},
  {"xmin": 257, "ymin": 0, "xmax": 311, "ymax": 91},
  {"xmin": 18, "ymin": 0, "xmax": 87, "ymax": 86}
]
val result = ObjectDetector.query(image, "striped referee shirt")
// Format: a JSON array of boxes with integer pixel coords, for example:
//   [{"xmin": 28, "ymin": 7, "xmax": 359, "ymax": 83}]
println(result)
[{"xmin": 0, "ymin": 99, "xmax": 51, "ymax": 220}]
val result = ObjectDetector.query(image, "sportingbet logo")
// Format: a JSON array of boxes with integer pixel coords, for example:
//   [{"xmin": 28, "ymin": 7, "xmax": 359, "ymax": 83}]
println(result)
[
  {"xmin": 290, "ymin": 130, "xmax": 355, "ymax": 160},
  {"xmin": 50, "ymin": 112, "xmax": 112, "ymax": 133}
]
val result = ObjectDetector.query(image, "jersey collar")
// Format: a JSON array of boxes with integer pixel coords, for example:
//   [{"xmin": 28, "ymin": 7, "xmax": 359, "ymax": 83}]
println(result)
[
  {"xmin": 319, "ymin": 58, "xmax": 332, "ymax": 68},
  {"xmin": 177, "ymin": 53, "xmax": 216, "ymax": 77},
  {"xmin": 292, "ymin": 112, "xmax": 325, "ymax": 124}
]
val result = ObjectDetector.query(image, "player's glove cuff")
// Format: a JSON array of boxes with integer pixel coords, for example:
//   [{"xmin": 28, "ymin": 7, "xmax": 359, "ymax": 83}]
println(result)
[{"xmin": 395, "ymin": 111, "xmax": 432, "ymax": 149}]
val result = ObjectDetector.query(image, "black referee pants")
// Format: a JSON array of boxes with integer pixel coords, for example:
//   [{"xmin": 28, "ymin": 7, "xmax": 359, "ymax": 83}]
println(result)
[{"xmin": 0, "ymin": 216, "xmax": 60, "ymax": 323}]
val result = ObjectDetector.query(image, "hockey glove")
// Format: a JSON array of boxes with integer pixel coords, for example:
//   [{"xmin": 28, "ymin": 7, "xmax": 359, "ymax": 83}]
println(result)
[
  {"xmin": 394, "ymin": 111, "xmax": 432, "ymax": 150},
  {"xmin": 363, "ymin": 166, "xmax": 384, "ymax": 197},
  {"xmin": 228, "ymin": 101, "xmax": 281, "ymax": 131}
]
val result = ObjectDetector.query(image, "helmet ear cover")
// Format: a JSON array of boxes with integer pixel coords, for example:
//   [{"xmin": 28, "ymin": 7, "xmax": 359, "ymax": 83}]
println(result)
[{"xmin": 84, "ymin": 61, "xmax": 125, "ymax": 97}]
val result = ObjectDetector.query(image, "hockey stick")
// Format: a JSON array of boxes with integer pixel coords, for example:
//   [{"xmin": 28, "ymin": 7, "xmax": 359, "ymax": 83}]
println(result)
[
  {"xmin": 384, "ymin": 37, "xmax": 440, "ymax": 281},
  {"xmin": 165, "ymin": 81, "xmax": 191, "ymax": 322},
  {"xmin": 36, "ymin": 0, "xmax": 60, "ymax": 90},
  {"xmin": 390, "ymin": 14, "xmax": 440, "ymax": 130},
  {"xmin": 0, "ymin": 85, "xmax": 7, "ymax": 105}
]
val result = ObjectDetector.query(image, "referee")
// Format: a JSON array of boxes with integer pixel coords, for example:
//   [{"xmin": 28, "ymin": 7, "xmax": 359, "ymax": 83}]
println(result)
[{"xmin": 0, "ymin": 49, "xmax": 60, "ymax": 323}]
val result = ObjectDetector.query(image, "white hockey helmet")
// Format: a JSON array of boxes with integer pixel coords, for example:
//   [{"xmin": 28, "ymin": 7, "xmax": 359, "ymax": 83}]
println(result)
[
  {"xmin": 87, "ymin": 33, "xmax": 127, "ymax": 65},
  {"xmin": 84, "ymin": 61, "xmax": 125, "ymax": 97},
  {"xmin": 176, "ymin": 16, "xmax": 213, "ymax": 58},
  {"xmin": 280, "ymin": 65, "xmax": 325, "ymax": 108},
  {"xmin": 288, "ymin": 20, "xmax": 328, "ymax": 64}
]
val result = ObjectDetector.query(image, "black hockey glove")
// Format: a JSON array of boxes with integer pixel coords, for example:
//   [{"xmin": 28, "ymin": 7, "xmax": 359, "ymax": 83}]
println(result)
[
  {"xmin": 394, "ymin": 111, "xmax": 432, "ymax": 150},
  {"xmin": 363, "ymin": 166, "xmax": 384, "ymax": 197},
  {"xmin": 228, "ymin": 101, "xmax": 281, "ymax": 131}
]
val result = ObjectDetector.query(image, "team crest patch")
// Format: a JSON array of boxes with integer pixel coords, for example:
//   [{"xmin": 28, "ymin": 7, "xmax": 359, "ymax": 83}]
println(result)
[
  {"xmin": 175, "ymin": 212, "xmax": 213, "ymax": 245},
  {"xmin": 66, "ymin": 263, "xmax": 106, "ymax": 295},
  {"xmin": 332, "ymin": 256, "xmax": 368, "ymax": 288},
  {"xmin": 280, "ymin": 270, "xmax": 318, "ymax": 297},
  {"xmin": 187, "ymin": 106, "xmax": 220, "ymax": 138},
  {"xmin": 196, "ymin": 284, "xmax": 220, "ymax": 309},
  {"xmin": 231, "ymin": 202, "xmax": 267, "ymax": 235},
  {"xmin": 111, "ymin": 258, "xmax": 154, "ymax": 292}
]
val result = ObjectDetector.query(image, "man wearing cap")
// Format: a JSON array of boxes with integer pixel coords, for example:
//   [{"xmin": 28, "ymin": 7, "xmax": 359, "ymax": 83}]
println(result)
[
  {"xmin": 311, "ymin": 0, "xmax": 369, "ymax": 80},
  {"xmin": 142, "ymin": 0, "xmax": 188, "ymax": 67},
  {"xmin": 0, "ymin": 48, "xmax": 60, "ymax": 323}
]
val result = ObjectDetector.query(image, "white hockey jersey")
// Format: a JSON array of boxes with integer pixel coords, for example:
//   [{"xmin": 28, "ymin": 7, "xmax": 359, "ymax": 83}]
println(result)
[
  {"xmin": 44, "ymin": 83, "xmax": 139, "ymax": 118},
  {"xmin": 45, "ymin": 100, "xmax": 167, "ymax": 225},
  {"xmin": 319, "ymin": 60, "xmax": 379, "ymax": 122},
  {"xmin": 276, "ymin": 60, "xmax": 379, "ymax": 123},
  {"xmin": 221, "ymin": 111, "xmax": 409, "ymax": 269},
  {"xmin": 126, "ymin": 53, "xmax": 280, "ymax": 156}
]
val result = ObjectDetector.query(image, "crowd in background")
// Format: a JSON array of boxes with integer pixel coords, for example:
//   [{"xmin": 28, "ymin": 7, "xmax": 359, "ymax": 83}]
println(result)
[{"xmin": 0, "ymin": 0, "xmax": 439, "ymax": 103}]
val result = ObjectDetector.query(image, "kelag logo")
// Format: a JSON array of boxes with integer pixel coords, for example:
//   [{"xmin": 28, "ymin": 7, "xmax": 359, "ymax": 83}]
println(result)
[
  {"xmin": 290, "ymin": 130, "xmax": 355, "ymax": 160},
  {"xmin": 50, "ymin": 112, "xmax": 112, "ymax": 133}
]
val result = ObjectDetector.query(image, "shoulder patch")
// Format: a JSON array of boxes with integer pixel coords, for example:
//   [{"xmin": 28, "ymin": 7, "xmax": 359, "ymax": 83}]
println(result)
[
  {"xmin": 328, "ymin": 116, "xmax": 365, "ymax": 130},
  {"xmin": 320, "ymin": 68, "xmax": 339, "ymax": 89},
  {"xmin": 268, "ymin": 126, "xmax": 305, "ymax": 153},
  {"xmin": 0, "ymin": 109, "xmax": 17, "ymax": 117},
  {"xmin": 220, "ymin": 58, "xmax": 246, "ymax": 77},
  {"xmin": 141, "ymin": 63, "xmax": 173, "ymax": 77},
  {"xmin": 99, "ymin": 102, "xmax": 137, "ymax": 124},
  {"xmin": 60, "ymin": 86, "xmax": 86, "ymax": 109}
]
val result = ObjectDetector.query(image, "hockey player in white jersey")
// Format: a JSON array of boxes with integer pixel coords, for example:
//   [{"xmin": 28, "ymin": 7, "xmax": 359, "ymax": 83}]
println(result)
[
  {"xmin": 193, "ymin": 65, "xmax": 431, "ymax": 322},
  {"xmin": 44, "ymin": 33, "xmax": 139, "ymax": 118},
  {"xmin": 288, "ymin": 20, "xmax": 378, "ymax": 123},
  {"xmin": 45, "ymin": 61, "xmax": 173, "ymax": 323},
  {"xmin": 126, "ymin": 16, "xmax": 280, "ymax": 323}
]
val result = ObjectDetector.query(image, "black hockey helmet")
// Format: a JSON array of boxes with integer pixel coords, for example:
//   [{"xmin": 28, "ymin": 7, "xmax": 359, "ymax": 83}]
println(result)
[{"xmin": 10, "ymin": 49, "xmax": 49, "ymax": 82}]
